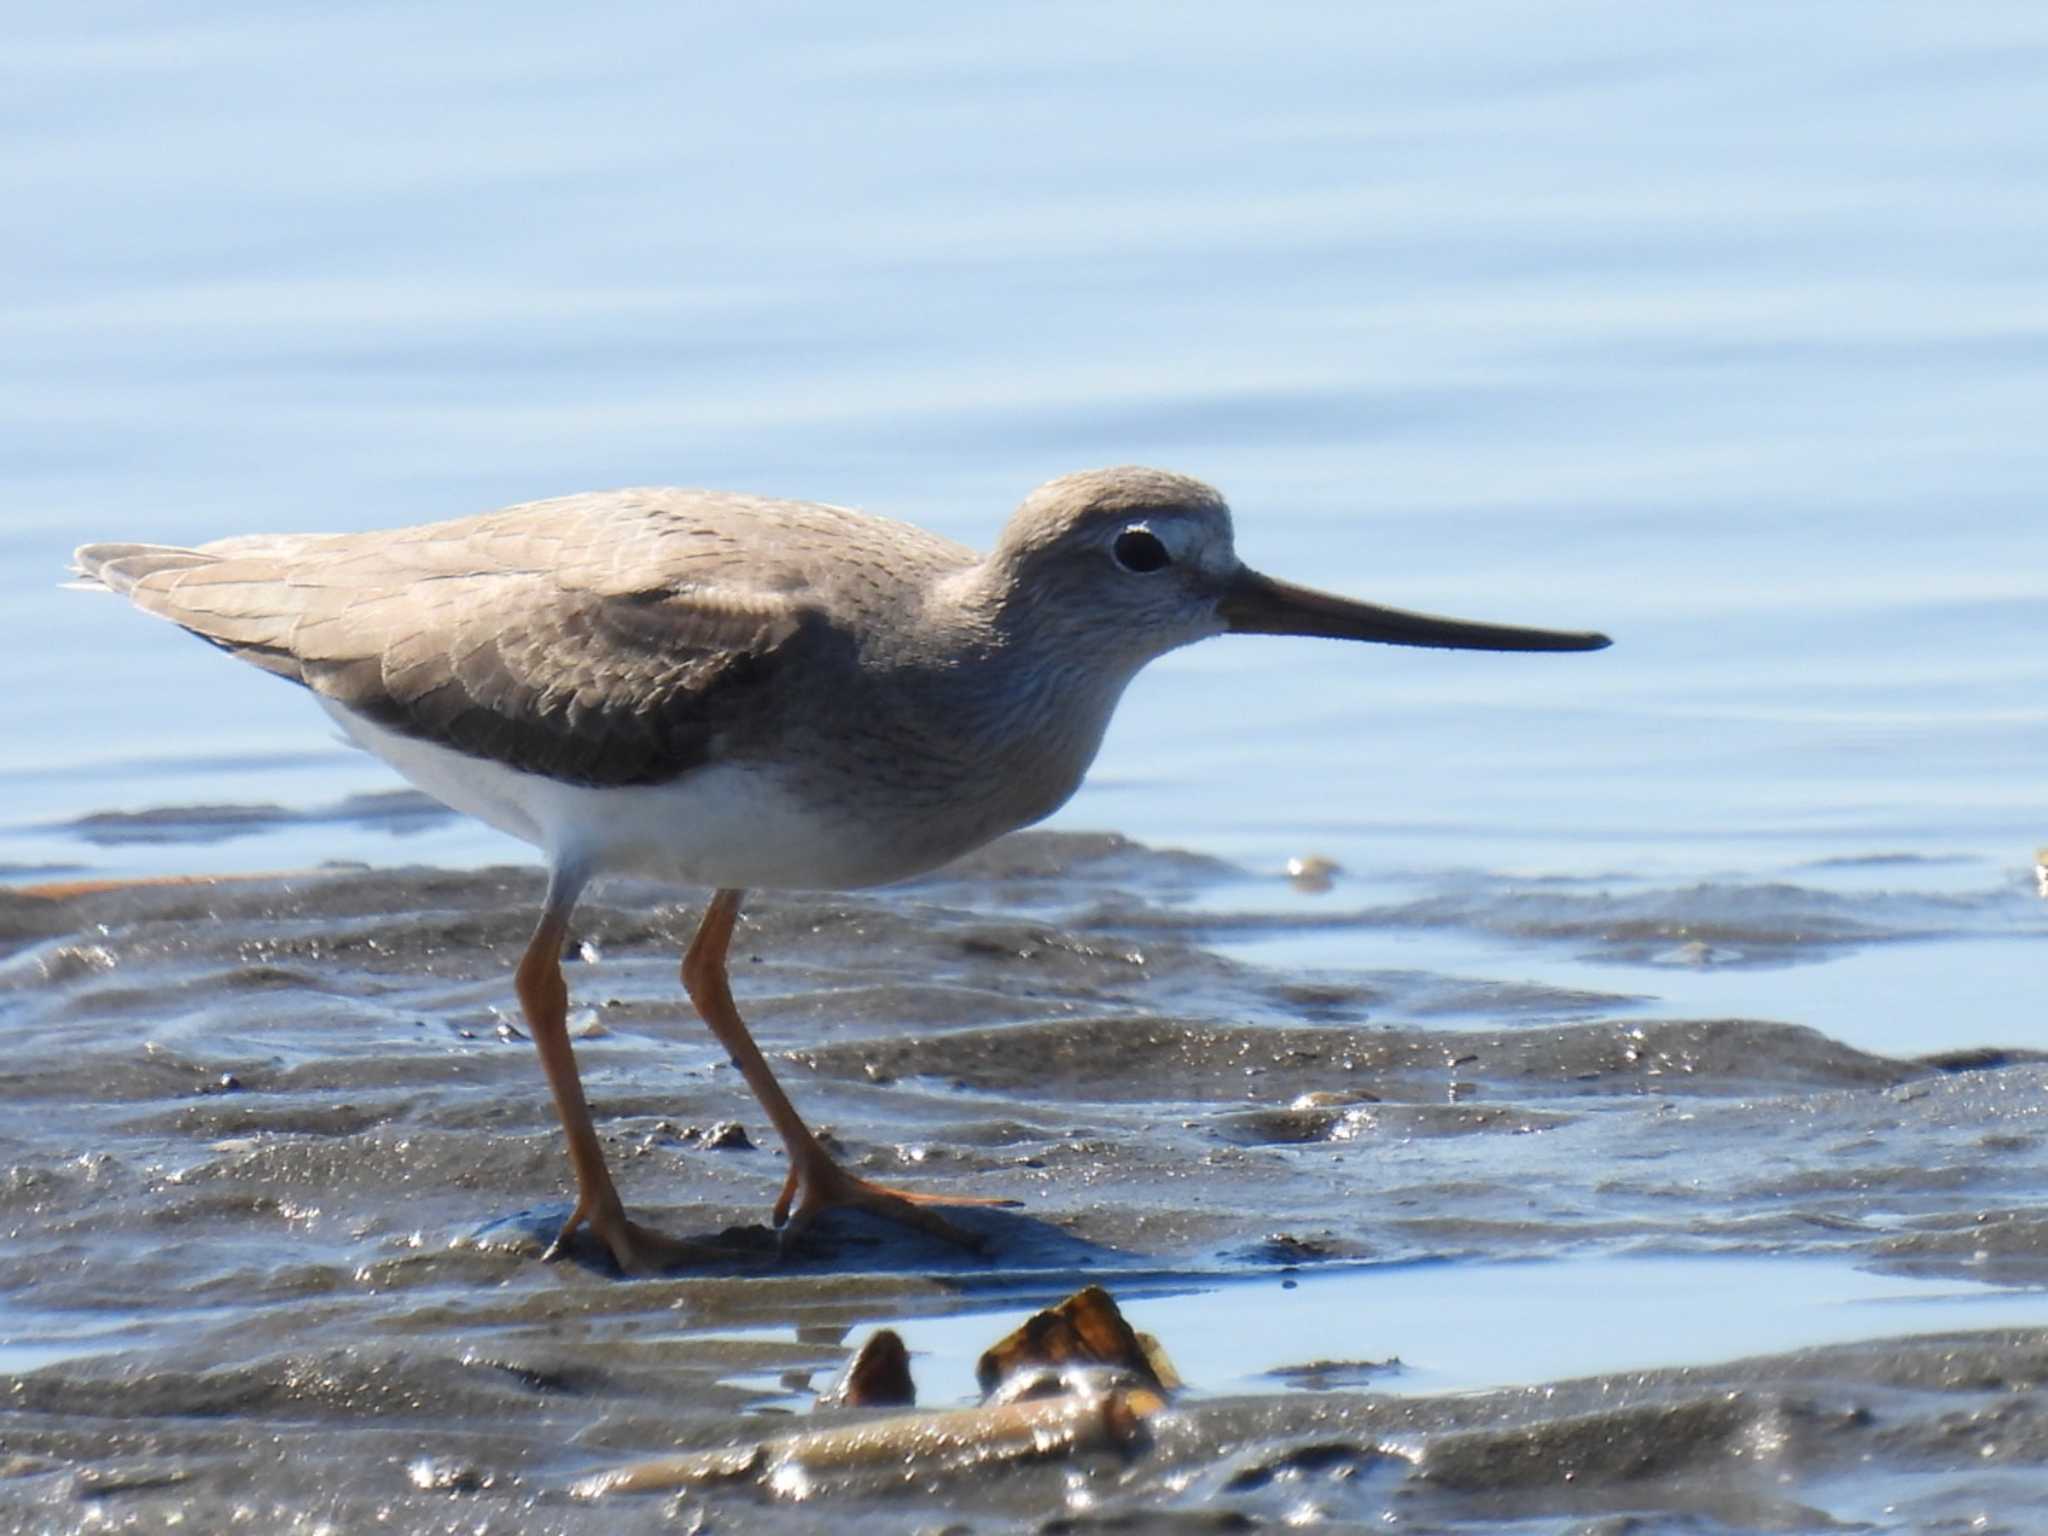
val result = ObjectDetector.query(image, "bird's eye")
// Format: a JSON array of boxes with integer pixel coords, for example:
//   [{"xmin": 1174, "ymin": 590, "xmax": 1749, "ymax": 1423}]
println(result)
[{"xmin": 1112, "ymin": 527, "xmax": 1170, "ymax": 574}]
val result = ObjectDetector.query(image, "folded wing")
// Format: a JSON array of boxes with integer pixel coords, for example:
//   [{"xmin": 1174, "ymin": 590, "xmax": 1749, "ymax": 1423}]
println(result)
[{"xmin": 74, "ymin": 495, "xmax": 813, "ymax": 787}]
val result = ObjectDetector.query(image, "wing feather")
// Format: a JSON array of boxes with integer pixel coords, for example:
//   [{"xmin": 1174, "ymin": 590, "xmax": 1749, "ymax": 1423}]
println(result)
[{"xmin": 74, "ymin": 492, "xmax": 827, "ymax": 786}]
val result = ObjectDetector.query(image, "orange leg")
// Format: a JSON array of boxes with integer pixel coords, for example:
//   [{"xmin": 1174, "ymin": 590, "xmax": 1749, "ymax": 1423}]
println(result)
[
  {"xmin": 681, "ymin": 889, "xmax": 1013, "ymax": 1250},
  {"xmin": 516, "ymin": 900, "xmax": 721, "ymax": 1274}
]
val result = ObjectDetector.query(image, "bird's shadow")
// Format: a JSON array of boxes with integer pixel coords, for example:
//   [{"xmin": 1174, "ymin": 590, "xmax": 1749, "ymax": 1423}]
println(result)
[{"xmin": 476, "ymin": 1199, "xmax": 1121, "ymax": 1279}]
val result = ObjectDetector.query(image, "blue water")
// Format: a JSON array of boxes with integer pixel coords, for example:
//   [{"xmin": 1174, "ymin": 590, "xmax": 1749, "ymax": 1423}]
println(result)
[
  {"xmin": 5, "ymin": 2, "xmax": 2046, "ymax": 1026},
  {"xmin": 712, "ymin": 1255, "xmax": 2048, "ymax": 1408}
]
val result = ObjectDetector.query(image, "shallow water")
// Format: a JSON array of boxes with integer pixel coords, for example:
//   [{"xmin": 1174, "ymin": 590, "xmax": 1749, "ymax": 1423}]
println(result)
[
  {"xmin": 735, "ymin": 1254, "xmax": 2048, "ymax": 1407},
  {"xmin": 5, "ymin": 2, "xmax": 2048, "ymax": 1531},
  {"xmin": 4, "ymin": 841, "xmax": 2048, "ymax": 1529}
]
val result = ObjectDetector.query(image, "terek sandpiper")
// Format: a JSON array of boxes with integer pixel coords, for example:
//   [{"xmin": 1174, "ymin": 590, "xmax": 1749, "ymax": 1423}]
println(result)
[{"xmin": 74, "ymin": 466, "xmax": 1609, "ymax": 1272}]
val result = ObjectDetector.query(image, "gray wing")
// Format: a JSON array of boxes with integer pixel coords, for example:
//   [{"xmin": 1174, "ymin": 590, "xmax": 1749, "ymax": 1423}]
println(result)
[{"xmin": 73, "ymin": 490, "xmax": 826, "ymax": 787}]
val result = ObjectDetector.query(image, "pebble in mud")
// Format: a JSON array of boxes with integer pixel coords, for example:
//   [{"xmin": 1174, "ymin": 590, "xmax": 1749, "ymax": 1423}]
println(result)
[
  {"xmin": 406, "ymin": 1457, "xmax": 493, "ymax": 1493},
  {"xmin": 1285, "ymin": 854, "xmax": 1341, "ymax": 894},
  {"xmin": 693, "ymin": 1121, "xmax": 755, "ymax": 1150}
]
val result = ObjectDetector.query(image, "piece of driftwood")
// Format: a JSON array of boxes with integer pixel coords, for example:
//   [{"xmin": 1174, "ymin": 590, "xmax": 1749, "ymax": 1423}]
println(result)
[{"xmin": 572, "ymin": 1387, "xmax": 1158, "ymax": 1497}]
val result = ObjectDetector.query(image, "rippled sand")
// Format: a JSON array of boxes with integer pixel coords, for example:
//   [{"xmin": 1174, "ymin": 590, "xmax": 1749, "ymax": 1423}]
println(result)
[{"xmin": 3, "ymin": 831, "xmax": 2046, "ymax": 1531}]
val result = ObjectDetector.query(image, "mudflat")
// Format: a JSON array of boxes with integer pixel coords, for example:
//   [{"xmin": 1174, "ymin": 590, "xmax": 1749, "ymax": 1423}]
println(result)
[{"xmin": 2, "ymin": 832, "xmax": 2045, "ymax": 1530}]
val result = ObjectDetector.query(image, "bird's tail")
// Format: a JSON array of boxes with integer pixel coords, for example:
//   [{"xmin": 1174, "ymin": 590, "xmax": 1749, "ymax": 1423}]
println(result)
[{"xmin": 70, "ymin": 542, "xmax": 218, "ymax": 595}]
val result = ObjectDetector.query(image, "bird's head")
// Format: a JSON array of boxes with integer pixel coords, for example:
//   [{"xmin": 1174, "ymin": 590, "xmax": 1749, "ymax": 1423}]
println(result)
[{"xmin": 984, "ymin": 465, "xmax": 1612, "ymax": 668}]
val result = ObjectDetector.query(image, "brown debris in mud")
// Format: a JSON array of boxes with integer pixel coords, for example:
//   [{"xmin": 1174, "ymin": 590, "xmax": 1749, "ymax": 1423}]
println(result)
[
  {"xmin": 975, "ymin": 1283, "xmax": 1179, "ymax": 1398},
  {"xmin": 822, "ymin": 1328, "xmax": 915, "ymax": 1408},
  {"xmin": 580, "ymin": 1286, "xmax": 1170, "ymax": 1499}
]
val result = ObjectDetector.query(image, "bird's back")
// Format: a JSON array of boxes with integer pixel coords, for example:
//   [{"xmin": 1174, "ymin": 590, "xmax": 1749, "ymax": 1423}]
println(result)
[{"xmin": 74, "ymin": 488, "xmax": 978, "ymax": 788}]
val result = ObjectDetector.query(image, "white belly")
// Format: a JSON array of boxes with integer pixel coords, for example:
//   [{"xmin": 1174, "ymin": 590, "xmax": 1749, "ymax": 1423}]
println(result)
[{"xmin": 320, "ymin": 700, "xmax": 942, "ymax": 890}]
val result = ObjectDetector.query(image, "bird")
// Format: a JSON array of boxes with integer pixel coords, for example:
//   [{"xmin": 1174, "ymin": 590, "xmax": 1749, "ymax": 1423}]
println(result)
[{"xmin": 72, "ymin": 466, "xmax": 1610, "ymax": 1273}]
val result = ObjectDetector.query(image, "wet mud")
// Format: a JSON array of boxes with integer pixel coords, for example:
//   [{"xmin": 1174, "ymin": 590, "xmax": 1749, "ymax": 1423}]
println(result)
[{"xmin": 2, "ymin": 831, "xmax": 2047, "ymax": 1531}]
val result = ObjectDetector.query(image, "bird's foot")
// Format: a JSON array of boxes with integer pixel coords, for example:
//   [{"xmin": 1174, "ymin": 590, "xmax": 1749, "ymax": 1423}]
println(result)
[
  {"xmin": 773, "ymin": 1146, "xmax": 1018, "ymax": 1254},
  {"xmin": 545, "ymin": 1188, "xmax": 727, "ymax": 1276}
]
